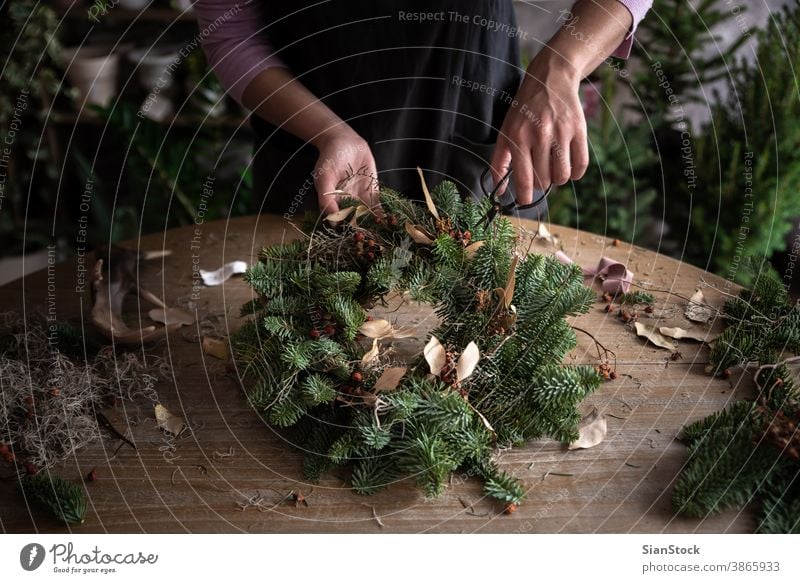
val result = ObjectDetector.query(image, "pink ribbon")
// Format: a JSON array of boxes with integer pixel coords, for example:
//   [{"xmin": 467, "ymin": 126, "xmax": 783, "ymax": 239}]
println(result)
[{"xmin": 554, "ymin": 251, "xmax": 633, "ymax": 294}]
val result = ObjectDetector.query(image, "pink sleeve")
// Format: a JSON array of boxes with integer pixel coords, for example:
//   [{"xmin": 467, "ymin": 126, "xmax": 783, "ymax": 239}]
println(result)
[
  {"xmin": 194, "ymin": 0, "xmax": 287, "ymax": 106},
  {"xmin": 611, "ymin": 0, "xmax": 653, "ymax": 58}
]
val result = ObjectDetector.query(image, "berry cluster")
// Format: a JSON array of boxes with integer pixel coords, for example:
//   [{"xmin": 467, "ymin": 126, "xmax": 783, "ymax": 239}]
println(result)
[
  {"xmin": 309, "ymin": 309, "xmax": 340, "ymax": 340},
  {"xmin": 758, "ymin": 403, "xmax": 800, "ymax": 462}
]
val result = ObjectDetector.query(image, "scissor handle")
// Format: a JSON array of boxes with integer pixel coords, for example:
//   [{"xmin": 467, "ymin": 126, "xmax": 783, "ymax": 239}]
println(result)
[{"xmin": 480, "ymin": 165, "xmax": 552, "ymax": 210}]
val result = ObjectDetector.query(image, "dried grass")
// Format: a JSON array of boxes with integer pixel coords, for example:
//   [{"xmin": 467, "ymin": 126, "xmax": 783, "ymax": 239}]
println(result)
[{"xmin": 0, "ymin": 312, "xmax": 170, "ymax": 469}]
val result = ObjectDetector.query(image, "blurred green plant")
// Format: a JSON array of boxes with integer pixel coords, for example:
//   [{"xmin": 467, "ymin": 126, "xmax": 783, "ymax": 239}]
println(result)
[
  {"xmin": 68, "ymin": 99, "xmax": 253, "ymax": 244},
  {"xmin": 0, "ymin": 1, "xmax": 64, "ymax": 255},
  {"xmin": 665, "ymin": 3, "xmax": 800, "ymax": 278}
]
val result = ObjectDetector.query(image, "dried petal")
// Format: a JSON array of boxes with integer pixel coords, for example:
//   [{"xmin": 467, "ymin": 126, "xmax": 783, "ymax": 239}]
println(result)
[
  {"xmin": 424, "ymin": 336, "xmax": 447, "ymax": 376},
  {"xmin": 405, "ymin": 222, "xmax": 434, "ymax": 245},
  {"xmin": 455, "ymin": 341, "xmax": 480, "ymax": 382},
  {"xmin": 155, "ymin": 403, "xmax": 185, "ymax": 436},
  {"xmin": 685, "ymin": 289, "xmax": 714, "ymax": 323},
  {"xmin": 148, "ymin": 307, "xmax": 195, "ymax": 327},
  {"xmin": 202, "ymin": 336, "xmax": 229, "ymax": 360},
  {"xmin": 323, "ymin": 206, "xmax": 356, "ymax": 224},
  {"xmin": 659, "ymin": 326, "xmax": 720, "ymax": 343},
  {"xmin": 634, "ymin": 322, "xmax": 678, "ymax": 350},
  {"xmin": 362, "ymin": 338, "xmax": 381, "ymax": 364},
  {"xmin": 568, "ymin": 408, "xmax": 607, "ymax": 450},
  {"xmin": 416, "ymin": 166, "xmax": 440, "ymax": 220},
  {"xmin": 634, "ymin": 322, "xmax": 677, "ymax": 350},
  {"xmin": 358, "ymin": 319, "xmax": 394, "ymax": 339},
  {"xmin": 465, "ymin": 241, "xmax": 484, "ymax": 259},
  {"xmin": 373, "ymin": 367, "xmax": 407, "ymax": 392}
]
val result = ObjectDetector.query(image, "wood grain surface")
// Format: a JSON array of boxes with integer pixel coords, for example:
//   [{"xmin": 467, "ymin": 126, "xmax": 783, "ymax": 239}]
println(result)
[{"xmin": 0, "ymin": 215, "xmax": 754, "ymax": 533}]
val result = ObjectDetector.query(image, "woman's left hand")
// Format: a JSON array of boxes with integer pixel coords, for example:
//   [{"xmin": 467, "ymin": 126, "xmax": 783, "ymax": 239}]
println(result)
[{"xmin": 490, "ymin": 47, "xmax": 589, "ymax": 203}]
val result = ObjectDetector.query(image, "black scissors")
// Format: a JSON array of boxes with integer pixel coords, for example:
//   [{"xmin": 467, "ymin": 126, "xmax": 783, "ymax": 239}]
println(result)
[{"xmin": 476, "ymin": 166, "xmax": 552, "ymax": 228}]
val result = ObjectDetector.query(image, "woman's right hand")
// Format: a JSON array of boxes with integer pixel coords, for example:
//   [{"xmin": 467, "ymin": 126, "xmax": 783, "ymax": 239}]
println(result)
[{"xmin": 313, "ymin": 129, "xmax": 379, "ymax": 215}]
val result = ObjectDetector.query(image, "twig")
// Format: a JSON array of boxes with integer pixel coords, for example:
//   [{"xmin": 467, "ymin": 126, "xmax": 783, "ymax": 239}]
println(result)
[
  {"xmin": 96, "ymin": 411, "xmax": 137, "ymax": 450},
  {"xmin": 541, "ymin": 471, "xmax": 574, "ymax": 481},
  {"xmin": 571, "ymin": 325, "xmax": 617, "ymax": 368},
  {"xmin": 363, "ymin": 504, "xmax": 385, "ymax": 527}
]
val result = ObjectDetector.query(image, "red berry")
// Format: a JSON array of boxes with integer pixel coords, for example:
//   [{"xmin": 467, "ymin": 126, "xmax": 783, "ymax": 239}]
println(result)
[
  {"xmin": 367, "ymin": 252, "xmax": 375, "ymax": 261},
  {"xmin": 374, "ymin": 216, "xmax": 383, "ymax": 225},
  {"xmin": 86, "ymin": 468, "xmax": 98, "ymax": 482},
  {"xmin": 309, "ymin": 329, "xmax": 321, "ymax": 339},
  {"xmin": 26, "ymin": 463, "xmax": 38, "ymax": 476},
  {"xmin": 341, "ymin": 385, "xmax": 353, "ymax": 394},
  {"xmin": 609, "ymin": 370, "xmax": 617, "ymax": 380},
  {"xmin": 366, "ymin": 315, "xmax": 373, "ymax": 321},
  {"xmin": 0, "ymin": 444, "xmax": 8, "ymax": 456},
  {"xmin": 324, "ymin": 325, "xmax": 335, "ymax": 336},
  {"xmin": 366, "ymin": 239, "xmax": 376, "ymax": 248},
  {"xmin": 504, "ymin": 503, "xmax": 517, "ymax": 515},
  {"xmin": 354, "ymin": 232, "xmax": 365, "ymax": 242},
  {"xmin": 3, "ymin": 452, "xmax": 15, "ymax": 464},
  {"xmin": 388, "ymin": 215, "xmax": 398, "ymax": 226},
  {"xmin": 722, "ymin": 368, "xmax": 732, "ymax": 379},
  {"xmin": 351, "ymin": 372, "xmax": 363, "ymax": 383}
]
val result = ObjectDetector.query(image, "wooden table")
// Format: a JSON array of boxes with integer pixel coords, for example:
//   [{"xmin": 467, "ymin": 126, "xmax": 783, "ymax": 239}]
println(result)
[{"xmin": 0, "ymin": 215, "xmax": 752, "ymax": 533}]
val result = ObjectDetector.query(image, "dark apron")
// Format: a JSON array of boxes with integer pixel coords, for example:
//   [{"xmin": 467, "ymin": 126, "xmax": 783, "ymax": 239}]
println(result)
[{"xmin": 251, "ymin": 0, "xmax": 544, "ymax": 219}]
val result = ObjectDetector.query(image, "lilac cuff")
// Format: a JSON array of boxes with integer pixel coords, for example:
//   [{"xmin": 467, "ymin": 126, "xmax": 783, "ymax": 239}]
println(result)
[{"xmin": 612, "ymin": 0, "xmax": 653, "ymax": 58}]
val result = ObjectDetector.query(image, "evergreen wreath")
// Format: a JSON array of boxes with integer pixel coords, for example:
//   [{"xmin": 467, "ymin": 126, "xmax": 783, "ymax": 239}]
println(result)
[{"xmin": 233, "ymin": 175, "xmax": 602, "ymax": 510}]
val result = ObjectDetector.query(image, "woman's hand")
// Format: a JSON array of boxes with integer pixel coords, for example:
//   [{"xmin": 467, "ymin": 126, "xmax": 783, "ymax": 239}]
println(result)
[
  {"xmin": 313, "ymin": 129, "xmax": 380, "ymax": 215},
  {"xmin": 490, "ymin": 47, "xmax": 589, "ymax": 203}
]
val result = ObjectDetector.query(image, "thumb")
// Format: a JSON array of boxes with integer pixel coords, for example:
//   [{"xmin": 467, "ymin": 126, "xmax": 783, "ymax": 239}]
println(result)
[
  {"xmin": 489, "ymin": 136, "xmax": 513, "ymax": 196},
  {"xmin": 315, "ymin": 171, "xmax": 340, "ymax": 216}
]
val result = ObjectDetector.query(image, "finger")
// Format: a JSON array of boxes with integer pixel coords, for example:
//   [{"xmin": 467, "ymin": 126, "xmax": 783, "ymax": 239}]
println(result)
[
  {"xmin": 489, "ymin": 136, "xmax": 513, "ymax": 195},
  {"xmin": 531, "ymin": 133, "xmax": 551, "ymax": 193},
  {"xmin": 570, "ymin": 129, "xmax": 589, "ymax": 181},
  {"xmin": 550, "ymin": 130, "xmax": 572, "ymax": 186},
  {"xmin": 510, "ymin": 140, "xmax": 534, "ymax": 206},
  {"xmin": 315, "ymin": 173, "xmax": 340, "ymax": 215}
]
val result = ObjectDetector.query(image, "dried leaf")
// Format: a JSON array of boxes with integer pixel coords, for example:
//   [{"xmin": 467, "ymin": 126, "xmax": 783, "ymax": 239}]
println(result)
[
  {"xmin": 503, "ymin": 256, "xmax": 518, "ymax": 309},
  {"xmin": 634, "ymin": 322, "xmax": 678, "ymax": 350},
  {"xmin": 685, "ymin": 289, "xmax": 714, "ymax": 323},
  {"xmin": 405, "ymin": 222, "xmax": 434, "ymax": 245},
  {"xmin": 202, "ymin": 336, "xmax": 229, "ymax": 360},
  {"xmin": 456, "ymin": 341, "xmax": 480, "ymax": 382},
  {"xmin": 199, "ymin": 261, "xmax": 248, "ymax": 286},
  {"xmin": 373, "ymin": 367, "xmax": 407, "ymax": 392},
  {"xmin": 155, "ymin": 403, "xmax": 185, "ymax": 436},
  {"xmin": 359, "ymin": 319, "xmax": 394, "ymax": 339},
  {"xmin": 349, "ymin": 204, "xmax": 371, "ymax": 227},
  {"xmin": 416, "ymin": 166, "xmax": 440, "ymax": 220},
  {"xmin": 362, "ymin": 338, "xmax": 381, "ymax": 364},
  {"xmin": 469, "ymin": 404, "xmax": 496, "ymax": 435},
  {"xmin": 465, "ymin": 241, "xmax": 484, "ymax": 259},
  {"xmin": 389, "ymin": 327, "xmax": 416, "ymax": 339},
  {"xmin": 568, "ymin": 408, "xmax": 607, "ymax": 450},
  {"xmin": 424, "ymin": 336, "xmax": 447, "ymax": 376},
  {"xmin": 323, "ymin": 206, "xmax": 355, "ymax": 224},
  {"xmin": 148, "ymin": 307, "xmax": 195, "ymax": 327},
  {"xmin": 536, "ymin": 223, "xmax": 558, "ymax": 245},
  {"xmin": 659, "ymin": 326, "xmax": 720, "ymax": 343}
]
